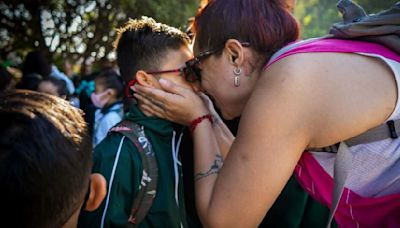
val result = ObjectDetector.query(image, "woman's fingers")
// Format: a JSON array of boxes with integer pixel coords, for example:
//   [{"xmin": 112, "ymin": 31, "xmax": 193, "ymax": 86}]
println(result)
[
  {"xmin": 132, "ymin": 84, "xmax": 169, "ymax": 102},
  {"xmin": 139, "ymin": 105, "xmax": 153, "ymax": 117},
  {"xmin": 141, "ymin": 104, "xmax": 165, "ymax": 118},
  {"xmin": 134, "ymin": 93, "xmax": 165, "ymax": 117},
  {"xmin": 132, "ymin": 79, "xmax": 209, "ymax": 125},
  {"xmin": 159, "ymin": 79, "xmax": 189, "ymax": 97}
]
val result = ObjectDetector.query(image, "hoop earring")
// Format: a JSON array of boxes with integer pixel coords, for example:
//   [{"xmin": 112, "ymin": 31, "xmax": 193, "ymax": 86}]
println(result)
[{"xmin": 233, "ymin": 68, "xmax": 241, "ymax": 87}]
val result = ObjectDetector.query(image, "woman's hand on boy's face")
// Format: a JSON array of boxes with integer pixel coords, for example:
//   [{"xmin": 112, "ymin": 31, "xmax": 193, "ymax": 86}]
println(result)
[
  {"xmin": 134, "ymin": 92, "xmax": 164, "ymax": 117},
  {"xmin": 132, "ymin": 78, "xmax": 208, "ymax": 126}
]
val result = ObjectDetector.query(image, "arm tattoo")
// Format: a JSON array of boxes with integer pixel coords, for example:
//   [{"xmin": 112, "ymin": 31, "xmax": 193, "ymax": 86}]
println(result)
[{"xmin": 194, "ymin": 154, "xmax": 224, "ymax": 181}]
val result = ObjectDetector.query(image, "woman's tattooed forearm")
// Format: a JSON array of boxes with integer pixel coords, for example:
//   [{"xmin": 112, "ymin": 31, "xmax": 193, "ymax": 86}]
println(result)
[{"xmin": 194, "ymin": 154, "xmax": 224, "ymax": 181}]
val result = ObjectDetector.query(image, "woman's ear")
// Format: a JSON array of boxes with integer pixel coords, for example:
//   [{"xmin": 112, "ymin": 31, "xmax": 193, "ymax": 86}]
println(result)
[
  {"xmin": 84, "ymin": 173, "xmax": 107, "ymax": 212},
  {"xmin": 225, "ymin": 39, "xmax": 245, "ymax": 66},
  {"xmin": 136, "ymin": 70, "xmax": 159, "ymax": 88}
]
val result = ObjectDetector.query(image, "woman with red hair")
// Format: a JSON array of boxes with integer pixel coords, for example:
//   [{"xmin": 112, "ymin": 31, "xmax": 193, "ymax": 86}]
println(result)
[{"xmin": 133, "ymin": 0, "xmax": 400, "ymax": 227}]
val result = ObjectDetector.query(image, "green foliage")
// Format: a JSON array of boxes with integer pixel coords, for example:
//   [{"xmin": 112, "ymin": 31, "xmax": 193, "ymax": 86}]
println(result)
[
  {"xmin": 1, "ymin": 0, "xmax": 398, "ymax": 64},
  {"xmin": 295, "ymin": 0, "xmax": 399, "ymax": 39},
  {"xmin": 0, "ymin": 0, "xmax": 199, "ymax": 63}
]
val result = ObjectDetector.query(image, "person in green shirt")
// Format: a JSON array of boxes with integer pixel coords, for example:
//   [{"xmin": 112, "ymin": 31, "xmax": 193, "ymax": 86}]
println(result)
[{"xmin": 78, "ymin": 16, "xmax": 201, "ymax": 228}]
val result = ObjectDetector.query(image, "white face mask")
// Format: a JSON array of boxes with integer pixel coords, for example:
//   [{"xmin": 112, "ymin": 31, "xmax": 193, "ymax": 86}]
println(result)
[{"xmin": 90, "ymin": 89, "xmax": 112, "ymax": 108}]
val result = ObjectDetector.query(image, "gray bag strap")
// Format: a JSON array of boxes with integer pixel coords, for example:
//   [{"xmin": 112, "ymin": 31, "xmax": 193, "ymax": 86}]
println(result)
[
  {"xmin": 345, "ymin": 120, "xmax": 400, "ymax": 146},
  {"xmin": 309, "ymin": 119, "xmax": 400, "ymax": 153},
  {"xmin": 326, "ymin": 142, "xmax": 352, "ymax": 228},
  {"xmin": 308, "ymin": 119, "xmax": 400, "ymax": 227}
]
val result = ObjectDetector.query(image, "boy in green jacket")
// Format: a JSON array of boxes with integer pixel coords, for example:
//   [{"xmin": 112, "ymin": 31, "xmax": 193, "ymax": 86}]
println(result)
[{"xmin": 78, "ymin": 16, "xmax": 199, "ymax": 228}]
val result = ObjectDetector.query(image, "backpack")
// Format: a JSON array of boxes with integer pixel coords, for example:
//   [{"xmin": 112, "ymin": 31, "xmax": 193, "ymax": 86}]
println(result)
[
  {"xmin": 329, "ymin": 0, "xmax": 400, "ymax": 54},
  {"xmin": 318, "ymin": 1, "xmax": 400, "ymax": 226},
  {"xmin": 101, "ymin": 120, "xmax": 158, "ymax": 227},
  {"xmin": 309, "ymin": 120, "xmax": 400, "ymax": 227}
]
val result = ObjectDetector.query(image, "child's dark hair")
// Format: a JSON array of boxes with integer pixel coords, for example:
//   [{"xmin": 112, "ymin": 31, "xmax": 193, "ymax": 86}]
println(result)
[
  {"xmin": 41, "ymin": 77, "xmax": 68, "ymax": 97},
  {"xmin": 114, "ymin": 16, "xmax": 191, "ymax": 83},
  {"xmin": 0, "ymin": 90, "xmax": 92, "ymax": 227},
  {"xmin": 95, "ymin": 69, "xmax": 124, "ymax": 99}
]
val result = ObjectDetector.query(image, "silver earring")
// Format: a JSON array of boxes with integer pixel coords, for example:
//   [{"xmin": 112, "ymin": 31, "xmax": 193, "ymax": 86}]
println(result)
[{"xmin": 233, "ymin": 68, "xmax": 241, "ymax": 87}]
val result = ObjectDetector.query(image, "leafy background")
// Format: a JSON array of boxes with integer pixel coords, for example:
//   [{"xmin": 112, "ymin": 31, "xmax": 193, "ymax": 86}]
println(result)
[{"xmin": 0, "ymin": 0, "xmax": 397, "ymax": 67}]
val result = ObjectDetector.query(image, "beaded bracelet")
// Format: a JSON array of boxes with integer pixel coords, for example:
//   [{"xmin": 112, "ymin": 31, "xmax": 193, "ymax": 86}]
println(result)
[{"xmin": 190, "ymin": 114, "xmax": 213, "ymax": 134}]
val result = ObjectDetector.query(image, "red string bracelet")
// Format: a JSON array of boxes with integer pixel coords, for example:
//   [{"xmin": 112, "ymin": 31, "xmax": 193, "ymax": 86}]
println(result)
[{"xmin": 190, "ymin": 114, "xmax": 213, "ymax": 134}]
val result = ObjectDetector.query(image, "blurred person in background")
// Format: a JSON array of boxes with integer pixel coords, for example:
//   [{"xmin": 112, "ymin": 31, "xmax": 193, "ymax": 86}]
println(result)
[
  {"xmin": 37, "ymin": 77, "xmax": 68, "ymax": 99},
  {"xmin": 91, "ymin": 69, "xmax": 124, "ymax": 147},
  {"xmin": 16, "ymin": 50, "xmax": 51, "ymax": 91}
]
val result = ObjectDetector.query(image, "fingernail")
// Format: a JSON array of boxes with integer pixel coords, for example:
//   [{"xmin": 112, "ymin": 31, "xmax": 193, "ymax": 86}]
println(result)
[{"xmin": 131, "ymin": 85, "xmax": 137, "ymax": 92}]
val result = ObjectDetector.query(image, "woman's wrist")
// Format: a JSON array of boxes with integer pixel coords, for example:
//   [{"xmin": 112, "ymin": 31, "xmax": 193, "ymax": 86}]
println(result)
[{"xmin": 190, "ymin": 114, "xmax": 214, "ymax": 134}]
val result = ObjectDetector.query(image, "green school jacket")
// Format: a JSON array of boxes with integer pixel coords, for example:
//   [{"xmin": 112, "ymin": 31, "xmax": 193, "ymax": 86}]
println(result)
[{"xmin": 78, "ymin": 105, "xmax": 188, "ymax": 228}]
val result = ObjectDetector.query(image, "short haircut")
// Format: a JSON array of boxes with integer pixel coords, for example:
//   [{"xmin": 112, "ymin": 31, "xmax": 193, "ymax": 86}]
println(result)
[
  {"xmin": 95, "ymin": 69, "xmax": 124, "ymax": 99},
  {"xmin": 114, "ymin": 16, "xmax": 191, "ymax": 83},
  {"xmin": 0, "ymin": 90, "xmax": 92, "ymax": 227},
  {"xmin": 194, "ymin": 0, "xmax": 300, "ymax": 61}
]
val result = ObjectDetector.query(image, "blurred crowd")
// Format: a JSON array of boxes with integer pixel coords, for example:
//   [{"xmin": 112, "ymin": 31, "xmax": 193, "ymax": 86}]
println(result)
[{"xmin": 1, "ymin": 50, "xmax": 125, "ymax": 146}]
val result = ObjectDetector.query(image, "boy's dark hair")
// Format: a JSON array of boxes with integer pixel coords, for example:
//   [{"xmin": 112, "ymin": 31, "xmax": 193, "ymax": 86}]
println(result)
[
  {"xmin": 114, "ymin": 16, "xmax": 191, "ymax": 83},
  {"xmin": 41, "ymin": 77, "xmax": 68, "ymax": 97},
  {"xmin": 95, "ymin": 69, "xmax": 124, "ymax": 99},
  {"xmin": 0, "ymin": 90, "xmax": 92, "ymax": 227}
]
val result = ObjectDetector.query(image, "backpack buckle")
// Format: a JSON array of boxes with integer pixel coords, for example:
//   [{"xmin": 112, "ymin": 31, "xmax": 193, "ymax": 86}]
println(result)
[{"xmin": 387, "ymin": 120, "xmax": 398, "ymax": 139}]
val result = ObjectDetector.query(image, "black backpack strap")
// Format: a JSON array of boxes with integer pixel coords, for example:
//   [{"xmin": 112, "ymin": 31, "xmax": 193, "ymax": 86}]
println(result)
[{"xmin": 110, "ymin": 120, "xmax": 158, "ymax": 226}]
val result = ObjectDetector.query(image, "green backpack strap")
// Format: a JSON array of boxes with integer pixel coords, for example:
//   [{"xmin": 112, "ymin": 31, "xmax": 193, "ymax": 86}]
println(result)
[{"xmin": 111, "ymin": 120, "xmax": 158, "ymax": 226}]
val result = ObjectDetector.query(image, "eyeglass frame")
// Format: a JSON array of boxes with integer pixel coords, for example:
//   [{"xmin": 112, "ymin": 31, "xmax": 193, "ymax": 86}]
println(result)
[
  {"xmin": 124, "ymin": 66, "xmax": 198, "ymax": 98},
  {"xmin": 145, "ymin": 66, "xmax": 198, "ymax": 83},
  {"xmin": 184, "ymin": 41, "xmax": 250, "ymax": 82}
]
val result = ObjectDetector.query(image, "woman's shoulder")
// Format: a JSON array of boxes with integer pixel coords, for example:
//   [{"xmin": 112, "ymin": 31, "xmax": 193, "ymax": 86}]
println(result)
[{"xmin": 258, "ymin": 50, "xmax": 397, "ymax": 147}]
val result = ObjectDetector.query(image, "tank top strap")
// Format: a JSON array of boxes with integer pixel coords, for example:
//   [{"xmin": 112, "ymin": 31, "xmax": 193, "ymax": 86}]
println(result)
[{"xmin": 264, "ymin": 38, "xmax": 400, "ymax": 70}]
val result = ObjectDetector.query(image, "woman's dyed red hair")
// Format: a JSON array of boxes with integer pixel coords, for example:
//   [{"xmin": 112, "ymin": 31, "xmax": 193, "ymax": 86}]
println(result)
[{"xmin": 194, "ymin": 0, "xmax": 300, "ymax": 61}]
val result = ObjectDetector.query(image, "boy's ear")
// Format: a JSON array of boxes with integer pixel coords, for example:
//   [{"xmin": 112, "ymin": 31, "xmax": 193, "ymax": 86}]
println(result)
[
  {"xmin": 136, "ymin": 70, "xmax": 159, "ymax": 88},
  {"xmin": 84, "ymin": 173, "xmax": 107, "ymax": 212}
]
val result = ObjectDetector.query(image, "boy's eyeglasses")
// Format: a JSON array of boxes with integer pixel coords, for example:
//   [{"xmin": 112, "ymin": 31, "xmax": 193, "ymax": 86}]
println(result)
[
  {"xmin": 146, "ymin": 66, "xmax": 198, "ymax": 83},
  {"xmin": 124, "ymin": 66, "xmax": 198, "ymax": 98},
  {"xmin": 184, "ymin": 42, "xmax": 250, "ymax": 82}
]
